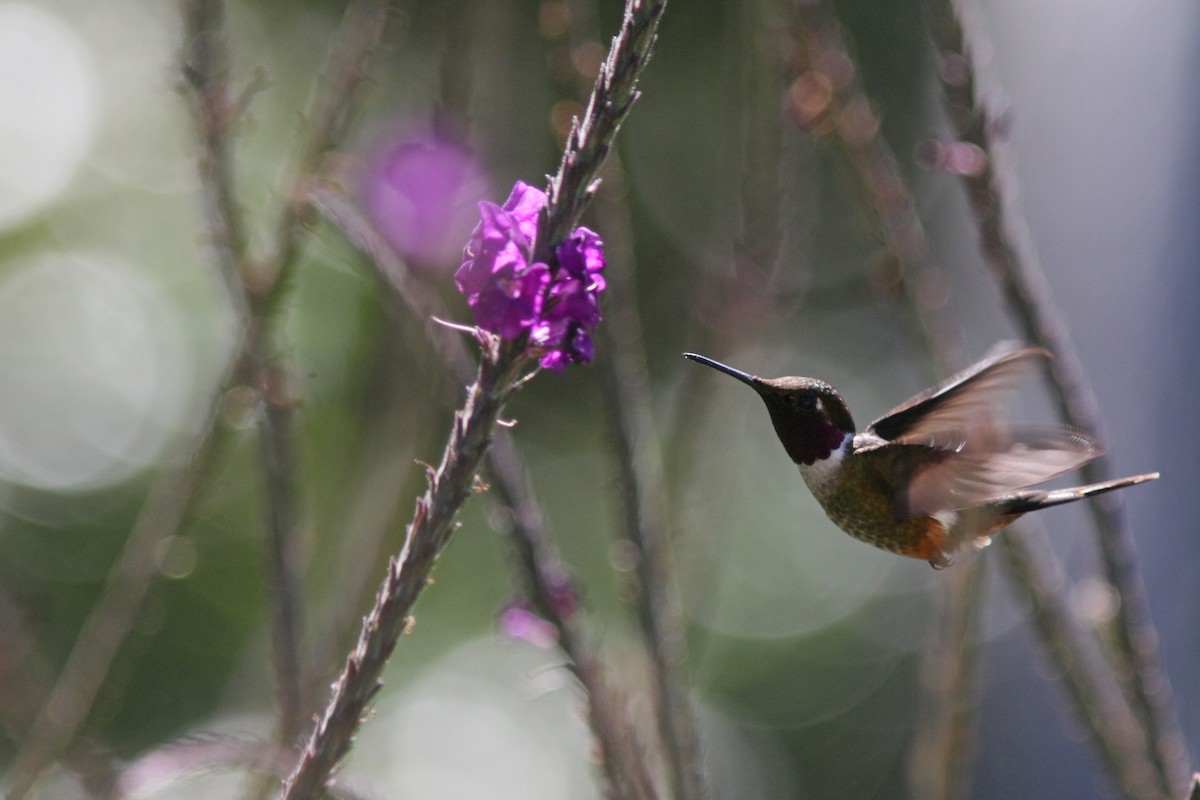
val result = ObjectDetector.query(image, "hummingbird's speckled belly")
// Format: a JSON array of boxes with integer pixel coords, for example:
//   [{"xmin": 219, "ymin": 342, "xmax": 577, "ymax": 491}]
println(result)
[{"xmin": 800, "ymin": 461, "xmax": 948, "ymax": 562}]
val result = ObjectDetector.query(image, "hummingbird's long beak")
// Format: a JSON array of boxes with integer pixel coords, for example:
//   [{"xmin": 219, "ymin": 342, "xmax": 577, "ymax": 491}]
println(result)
[{"xmin": 683, "ymin": 353, "xmax": 759, "ymax": 388}]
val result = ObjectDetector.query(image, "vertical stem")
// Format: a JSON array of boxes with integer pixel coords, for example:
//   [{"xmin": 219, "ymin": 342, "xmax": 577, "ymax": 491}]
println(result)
[
  {"xmin": 266, "ymin": 0, "xmax": 394, "ymax": 311},
  {"xmin": 256, "ymin": 383, "xmax": 307, "ymax": 743},
  {"xmin": 251, "ymin": 0, "xmax": 395, "ymax": 743},
  {"xmin": 594, "ymin": 158, "xmax": 708, "ymax": 800},
  {"xmin": 925, "ymin": 0, "xmax": 1187, "ymax": 794},
  {"xmin": 999, "ymin": 528, "xmax": 1161, "ymax": 800},
  {"xmin": 908, "ymin": 558, "xmax": 987, "ymax": 800},
  {"xmin": 488, "ymin": 432, "xmax": 661, "ymax": 800},
  {"xmin": 783, "ymin": 7, "xmax": 988, "ymax": 795},
  {"xmin": 180, "ymin": 0, "xmax": 251, "ymax": 326}
]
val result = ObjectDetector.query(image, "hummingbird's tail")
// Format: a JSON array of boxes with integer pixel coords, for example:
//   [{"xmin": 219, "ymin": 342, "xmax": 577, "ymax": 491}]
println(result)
[{"xmin": 996, "ymin": 472, "xmax": 1160, "ymax": 516}]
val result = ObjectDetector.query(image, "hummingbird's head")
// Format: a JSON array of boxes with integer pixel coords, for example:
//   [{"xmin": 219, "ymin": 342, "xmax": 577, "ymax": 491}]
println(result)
[{"xmin": 684, "ymin": 353, "xmax": 855, "ymax": 465}]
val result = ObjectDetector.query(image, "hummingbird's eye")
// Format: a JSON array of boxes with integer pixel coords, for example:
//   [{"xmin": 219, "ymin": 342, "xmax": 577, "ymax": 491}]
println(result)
[{"xmin": 792, "ymin": 393, "xmax": 818, "ymax": 411}]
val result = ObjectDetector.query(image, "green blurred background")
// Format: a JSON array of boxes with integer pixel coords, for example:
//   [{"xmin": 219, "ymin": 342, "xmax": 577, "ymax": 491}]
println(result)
[{"xmin": 1, "ymin": 0, "xmax": 1197, "ymax": 797}]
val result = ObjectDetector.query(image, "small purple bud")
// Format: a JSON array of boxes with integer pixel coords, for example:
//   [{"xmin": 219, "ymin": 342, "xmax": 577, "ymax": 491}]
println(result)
[
  {"xmin": 498, "ymin": 603, "xmax": 559, "ymax": 649},
  {"xmin": 556, "ymin": 227, "xmax": 605, "ymax": 281}
]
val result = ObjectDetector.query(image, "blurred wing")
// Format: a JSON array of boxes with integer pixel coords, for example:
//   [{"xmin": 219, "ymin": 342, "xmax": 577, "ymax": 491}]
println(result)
[
  {"xmin": 902, "ymin": 426, "xmax": 1102, "ymax": 517},
  {"xmin": 868, "ymin": 347, "xmax": 1050, "ymax": 442}
]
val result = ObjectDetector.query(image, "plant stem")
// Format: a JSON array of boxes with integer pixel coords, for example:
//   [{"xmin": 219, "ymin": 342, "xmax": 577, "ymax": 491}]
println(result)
[
  {"xmin": 253, "ymin": 0, "xmax": 396, "ymax": 742},
  {"xmin": 3, "ymin": 421, "xmax": 231, "ymax": 800},
  {"xmin": 277, "ymin": 344, "xmax": 528, "ymax": 800},
  {"xmin": 1000, "ymin": 528, "xmax": 1161, "ymax": 800},
  {"xmin": 183, "ymin": 0, "xmax": 316, "ymax": 746},
  {"xmin": 180, "ymin": 0, "xmax": 251, "ymax": 326},
  {"xmin": 539, "ymin": 0, "xmax": 668, "ymax": 260},
  {"xmin": 265, "ymin": 0, "xmax": 394, "ymax": 315},
  {"xmin": 308, "ymin": 181, "xmax": 659, "ymax": 799},
  {"xmin": 925, "ymin": 1, "xmax": 1187, "ymax": 794},
  {"xmin": 908, "ymin": 557, "xmax": 987, "ymax": 800},
  {"xmin": 593, "ymin": 158, "xmax": 707, "ymax": 800},
  {"xmin": 783, "ymin": 8, "xmax": 987, "ymax": 794},
  {"xmin": 280, "ymin": 0, "xmax": 671, "ymax": 793},
  {"xmin": 488, "ymin": 432, "xmax": 661, "ymax": 800},
  {"xmin": 550, "ymin": 0, "xmax": 704, "ymax": 795}
]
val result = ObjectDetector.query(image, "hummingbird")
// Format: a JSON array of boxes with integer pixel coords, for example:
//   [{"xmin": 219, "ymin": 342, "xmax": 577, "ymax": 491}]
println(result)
[{"xmin": 684, "ymin": 347, "xmax": 1159, "ymax": 568}]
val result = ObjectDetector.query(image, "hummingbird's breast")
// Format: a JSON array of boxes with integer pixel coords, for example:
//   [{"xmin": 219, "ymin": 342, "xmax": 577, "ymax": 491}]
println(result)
[
  {"xmin": 797, "ymin": 433, "xmax": 851, "ymax": 500},
  {"xmin": 800, "ymin": 434, "xmax": 951, "ymax": 564}
]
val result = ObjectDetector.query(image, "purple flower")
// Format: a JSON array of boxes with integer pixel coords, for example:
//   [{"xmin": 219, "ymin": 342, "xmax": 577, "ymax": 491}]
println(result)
[
  {"xmin": 535, "ymin": 323, "xmax": 595, "ymax": 372},
  {"xmin": 454, "ymin": 201, "xmax": 530, "ymax": 296},
  {"xmin": 557, "ymin": 227, "xmax": 605, "ymax": 286},
  {"xmin": 362, "ymin": 130, "xmax": 489, "ymax": 270},
  {"xmin": 468, "ymin": 258, "xmax": 551, "ymax": 340},
  {"xmin": 456, "ymin": 181, "xmax": 606, "ymax": 370},
  {"xmin": 499, "ymin": 181, "xmax": 547, "ymax": 247}
]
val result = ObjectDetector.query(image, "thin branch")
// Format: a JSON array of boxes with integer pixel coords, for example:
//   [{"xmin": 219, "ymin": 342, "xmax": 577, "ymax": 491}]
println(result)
[
  {"xmin": 186, "ymin": 0, "xmax": 396, "ymax": 747},
  {"xmin": 925, "ymin": 0, "xmax": 1187, "ymax": 794},
  {"xmin": 265, "ymin": 0, "xmax": 394, "ymax": 313},
  {"xmin": 256, "ymin": 0, "xmax": 398, "ymax": 743},
  {"xmin": 252, "ymin": 387, "xmax": 308, "ymax": 745},
  {"xmin": 488, "ymin": 433, "xmax": 661, "ymax": 800},
  {"xmin": 593, "ymin": 158, "xmax": 707, "ymax": 800},
  {"xmin": 538, "ymin": 0, "xmax": 668, "ymax": 261},
  {"xmin": 782, "ymin": 8, "xmax": 988, "ymax": 794},
  {"xmin": 786, "ymin": 0, "xmax": 957, "ymax": 366},
  {"xmin": 3, "ymin": 418, "xmax": 231, "ymax": 800},
  {"xmin": 309, "ymin": 182, "xmax": 659, "ymax": 800},
  {"xmin": 280, "ymin": 1, "xmax": 671, "ymax": 790},
  {"xmin": 551, "ymin": 0, "xmax": 705, "ymax": 794},
  {"xmin": 908, "ymin": 557, "xmax": 987, "ymax": 800},
  {"xmin": 180, "ymin": 0, "xmax": 317, "ymax": 746},
  {"xmin": 179, "ymin": 0, "xmax": 252, "ymax": 326},
  {"xmin": 277, "ymin": 339, "xmax": 528, "ymax": 800},
  {"xmin": 1000, "ymin": 528, "xmax": 1161, "ymax": 800}
]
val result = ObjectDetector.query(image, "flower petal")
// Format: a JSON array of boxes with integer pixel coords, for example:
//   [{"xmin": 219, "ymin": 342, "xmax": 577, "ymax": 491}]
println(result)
[
  {"xmin": 500, "ymin": 181, "xmax": 548, "ymax": 249},
  {"xmin": 556, "ymin": 227, "xmax": 605, "ymax": 280},
  {"xmin": 469, "ymin": 260, "xmax": 550, "ymax": 340}
]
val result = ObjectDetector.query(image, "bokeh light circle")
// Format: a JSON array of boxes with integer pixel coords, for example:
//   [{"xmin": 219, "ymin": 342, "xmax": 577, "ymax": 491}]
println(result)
[
  {"xmin": 0, "ymin": 253, "xmax": 189, "ymax": 491},
  {"xmin": 361, "ymin": 125, "xmax": 491, "ymax": 270},
  {"xmin": 347, "ymin": 637, "xmax": 599, "ymax": 800},
  {"xmin": 0, "ymin": 3, "xmax": 97, "ymax": 230}
]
